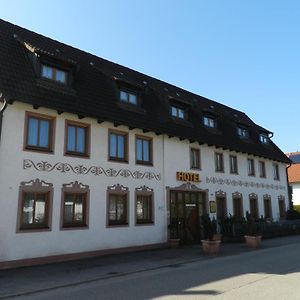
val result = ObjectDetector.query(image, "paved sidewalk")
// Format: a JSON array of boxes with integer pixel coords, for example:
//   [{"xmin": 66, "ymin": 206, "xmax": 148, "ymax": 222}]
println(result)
[{"xmin": 1, "ymin": 235, "xmax": 300, "ymax": 299}]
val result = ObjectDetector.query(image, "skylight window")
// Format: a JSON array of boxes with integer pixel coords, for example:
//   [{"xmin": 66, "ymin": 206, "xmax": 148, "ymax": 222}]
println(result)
[
  {"xmin": 237, "ymin": 126, "xmax": 249, "ymax": 138},
  {"xmin": 119, "ymin": 89, "xmax": 138, "ymax": 105},
  {"xmin": 171, "ymin": 105, "xmax": 185, "ymax": 119},
  {"xmin": 41, "ymin": 64, "xmax": 67, "ymax": 84},
  {"xmin": 260, "ymin": 133, "xmax": 269, "ymax": 144},
  {"xmin": 203, "ymin": 116, "xmax": 216, "ymax": 128}
]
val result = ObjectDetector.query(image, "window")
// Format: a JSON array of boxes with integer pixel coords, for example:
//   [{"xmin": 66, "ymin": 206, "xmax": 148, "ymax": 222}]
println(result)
[
  {"xmin": 259, "ymin": 161, "xmax": 266, "ymax": 178},
  {"xmin": 237, "ymin": 126, "xmax": 249, "ymax": 138},
  {"xmin": 136, "ymin": 186, "xmax": 154, "ymax": 225},
  {"xmin": 203, "ymin": 116, "xmax": 216, "ymax": 128},
  {"xmin": 249, "ymin": 195, "xmax": 259, "ymax": 219},
  {"xmin": 171, "ymin": 105, "xmax": 185, "ymax": 119},
  {"xmin": 216, "ymin": 196, "xmax": 227, "ymax": 220},
  {"xmin": 119, "ymin": 89, "xmax": 138, "ymax": 105},
  {"xmin": 233, "ymin": 196, "xmax": 243, "ymax": 218},
  {"xmin": 229, "ymin": 155, "xmax": 238, "ymax": 174},
  {"xmin": 65, "ymin": 121, "xmax": 90, "ymax": 157},
  {"xmin": 41, "ymin": 64, "xmax": 67, "ymax": 84},
  {"xmin": 136, "ymin": 136, "xmax": 152, "ymax": 165},
  {"xmin": 215, "ymin": 152, "xmax": 224, "ymax": 172},
  {"xmin": 63, "ymin": 193, "xmax": 87, "ymax": 227},
  {"xmin": 17, "ymin": 179, "xmax": 53, "ymax": 232},
  {"xmin": 273, "ymin": 163, "xmax": 280, "ymax": 180},
  {"xmin": 260, "ymin": 133, "xmax": 269, "ymax": 144},
  {"xmin": 247, "ymin": 158, "xmax": 255, "ymax": 176},
  {"xmin": 264, "ymin": 196, "xmax": 272, "ymax": 219},
  {"xmin": 25, "ymin": 112, "xmax": 54, "ymax": 152},
  {"xmin": 190, "ymin": 148, "xmax": 201, "ymax": 169},
  {"xmin": 109, "ymin": 130, "xmax": 128, "ymax": 162},
  {"xmin": 61, "ymin": 181, "xmax": 89, "ymax": 229},
  {"xmin": 278, "ymin": 197, "xmax": 286, "ymax": 219}
]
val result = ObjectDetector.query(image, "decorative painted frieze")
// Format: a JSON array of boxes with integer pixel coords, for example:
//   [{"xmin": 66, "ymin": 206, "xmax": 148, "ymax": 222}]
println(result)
[
  {"xmin": 206, "ymin": 176, "xmax": 286, "ymax": 191},
  {"xmin": 23, "ymin": 159, "xmax": 161, "ymax": 181}
]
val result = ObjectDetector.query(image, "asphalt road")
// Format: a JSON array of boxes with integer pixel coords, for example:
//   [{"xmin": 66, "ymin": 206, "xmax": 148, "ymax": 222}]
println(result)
[{"xmin": 14, "ymin": 241, "xmax": 300, "ymax": 300}]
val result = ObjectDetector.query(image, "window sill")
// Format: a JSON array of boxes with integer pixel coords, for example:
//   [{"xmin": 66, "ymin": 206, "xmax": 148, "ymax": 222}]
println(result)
[
  {"xmin": 109, "ymin": 158, "xmax": 128, "ymax": 164},
  {"xmin": 136, "ymin": 161, "xmax": 153, "ymax": 167},
  {"xmin": 136, "ymin": 222, "xmax": 154, "ymax": 226},
  {"xmin": 17, "ymin": 226, "xmax": 51, "ymax": 233},
  {"xmin": 190, "ymin": 167, "xmax": 201, "ymax": 171},
  {"xmin": 107, "ymin": 223, "xmax": 129, "ymax": 228},
  {"xmin": 24, "ymin": 146, "xmax": 54, "ymax": 154},
  {"xmin": 61, "ymin": 224, "xmax": 88, "ymax": 231},
  {"xmin": 65, "ymin": 152, "xmax": 90, "ymax": 159}
]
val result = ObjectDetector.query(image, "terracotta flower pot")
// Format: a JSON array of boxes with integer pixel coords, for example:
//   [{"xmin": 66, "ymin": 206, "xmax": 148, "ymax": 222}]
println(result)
[
  {"xmin": 244, "ymin": 235, "xmax": 262, "ymax": 249},
  {"xmin": 168, "ymin": 238, "xmax": 180, "ymax": 248},
  {"xmin": 201, "ymin": 239, "xmax": 221, "ymax": 255}
]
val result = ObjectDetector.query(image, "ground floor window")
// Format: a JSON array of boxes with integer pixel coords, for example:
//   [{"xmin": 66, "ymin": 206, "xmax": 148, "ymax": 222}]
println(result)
[
  {"xmin": 216, "ymin": 196, "xmax": 227, "ymax": 220},
  {"xmin": 61, "ymin": 181, "xmax": 89, "ymax": 229},
  {"xmin": 18, "ymin": 179, "xmax": 53, "ymax": 231},
  {"xmin": 278, "ymin": 197, "xmax": 286, "ymax": 219},
  {"xmin": 264, "ymin": 195, "xmax": 272, "ymax": 219},
  {"xmin": 233, "ymin": 195, "xmax": 243, "ymax": 218},
  {"xmin": 63, "ymin": 193, "xmax": 87, "ymax": 227},
  {"xmin": 136, "ymin": 186, "xmax": 154, "ymax": 225},
  {"xmin": 107, "ymin": 184, "xmax": 129, "ymax": 226},
  {"xmin": 249, "ymin": 194, "xmax": 259, "ymax": 219}
]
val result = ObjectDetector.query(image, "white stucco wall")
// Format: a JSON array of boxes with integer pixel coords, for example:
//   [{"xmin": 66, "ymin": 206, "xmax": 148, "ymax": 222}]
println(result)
[{"xmin": 0, "ymin": 102, "xmax": 289, "ymax": 262}]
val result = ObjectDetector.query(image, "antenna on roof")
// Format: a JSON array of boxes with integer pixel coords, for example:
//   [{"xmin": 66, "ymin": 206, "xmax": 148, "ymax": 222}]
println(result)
[
  {"xmin": 143, "ymin": 80, "xmax": 147, "ymax": 85},
  {"xmin": 89, "ymin": 62, "xmax": 94, "ymax": 66},
  {"xmin": 176, "ymin": 92, "xmax": 180, "ymax": 97}
]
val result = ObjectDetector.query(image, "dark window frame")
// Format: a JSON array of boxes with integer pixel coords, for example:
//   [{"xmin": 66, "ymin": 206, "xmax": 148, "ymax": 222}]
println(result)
[
  {"xmin": 249, "ymin": 194, "xmax": 259, "ymax": 219},
  {"xmin": 135, "ymin": 186, "xmax": 154, "ymax": 225},
  {"xmin": 215, "ymin": 152, "xmax": 224, "ymax": 173},
  {"xmin": 107, "ymin": 184, "xmax": 129, "ymax": 227},
  {"xmin": 229, "ymin": 155, "xmax": 238, "ymax": 174},
  {"xmin": 108, "ymin": 129, "xmax": 129, "ymax": 163},
  {"xmin": 190, "ymin": 147, "xmax": 201, "ymax": 170},
  {"xmin": 203, "ymin": 115, "xmax": 217, "ymax": 128},
  {"xmin": 135, "ymin": 135, "xmax": 153, "ymax": 166},
  {"xmin": 260, "ymin": 133, "xmax": 269, "ymax": 144},
  {"xmin": 247, "ymin": 158, "xmax": 255, "ymax": 176},
  {"xmin": 273, "ymin": 163, "xmax": 280, "ymax": 181},
  {"xmin": 24, "ymin": 111, "xmax": 55, "ymax": 153},
  {"xmin": 65, "ymin": 120, "xmax": 90, "ymax": 158},
  {"xmin": 170, "ymin": 104, "xmax": 187, "ymax": 120},
  {"xmin": 259, "ymin": 161, "xmax": 266, "ymax": 178},
  {"xmin": 237, "ymin": 126, "xmax": 249, "ymax": 139},
  {"xmin": 17, "ymin": 179, "xmax": 53, "ymax": 233},
  {"xmin": 41, "ymin": 64, "xmax": 68, "ymax": 84},
  {"xmin": 232, "ymin": 193, "xmax": 243, "ymax": 219},
  {"xmin": 263, "ymin": 195, "xmax": 272, "ymax": 219},
  {"xmin": 119, "ymin": 88, "xmax": 139, "ymax": 105}
]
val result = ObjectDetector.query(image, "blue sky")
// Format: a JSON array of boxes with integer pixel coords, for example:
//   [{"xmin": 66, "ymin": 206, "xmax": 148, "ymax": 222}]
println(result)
[{"xmin": 1, "ymin": 0, "xmax": 299, "ymax": 152}]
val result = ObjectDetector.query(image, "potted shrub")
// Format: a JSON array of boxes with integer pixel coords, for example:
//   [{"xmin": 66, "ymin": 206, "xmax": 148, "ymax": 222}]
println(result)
[
  {"xmin": 244, "ymin": 211, "xmax": 262, "ymax": 249},
  {"xmin": 201, "ymin": 214, "xmax": 221, "ymax": 254},
  {"xmin": 168, "ymin": 221, "xmax": 180, "ymax": 248}
]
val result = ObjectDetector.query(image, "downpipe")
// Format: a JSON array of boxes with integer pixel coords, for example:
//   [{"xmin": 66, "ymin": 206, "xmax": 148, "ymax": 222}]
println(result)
[{"xmin": 0, "ymin": 94, "xmax": 8, "ymax": 144}]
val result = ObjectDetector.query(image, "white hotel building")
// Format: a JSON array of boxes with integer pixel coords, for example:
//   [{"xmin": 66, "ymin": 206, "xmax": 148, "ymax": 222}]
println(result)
[{"xmin": 0, "ymin": 19, "xmax": 291, "ymax": 268}]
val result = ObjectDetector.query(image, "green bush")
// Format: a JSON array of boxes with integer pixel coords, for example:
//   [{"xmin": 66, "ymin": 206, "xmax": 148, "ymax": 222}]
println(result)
[
  {"xmin": 294, "ymin": 205, "xmax": 300, "ymax": 213},
  {"xmin": 286, "ymin": 208, "xmax": 300, "ymax": 220}
]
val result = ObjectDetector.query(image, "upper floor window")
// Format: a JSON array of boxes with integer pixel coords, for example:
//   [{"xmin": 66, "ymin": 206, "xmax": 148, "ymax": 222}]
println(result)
[
  {"xmin": 190, "ymin": 147, "xmax": 201, "ymax": 169},
  {"xmin": 259, "ymin": 161, "xmax": 266, "ymax": 178},
  {"xmin": 25, "ymin": 112, "xmax": 55, "ymax": 153},
  {"xmin": 171, "ymin": 105, "xmax": 185, "ymax": 119},
  {"xmin": 247, "ymin": 158, "xmax": 255, "ymax": 176},
  {"xmin": 136, "ymin": 136, "xmax": 152, "ymax": 165},
  {"xmin": 273, "ymin": 163, "xmax": 280, "ymax": 180},
  {"xmin": 109, "ymin": 130, "xmax": 128, "ymax": 162},
  {"xmin": 41, "ymin": 64, "xmax": 67, "ymax": 84},
  {"xmin": 215, "ymin": 152, "xmax": 224, "ymax": 172},
  {"xmin": 119, "ymin": 89, "xmax": 138, "ymax": 105},
  {"xmin": 260, "ymin": 133, "xmax": 269, "ymax": 144},
  {"xmin": 65, "ymin": 121, "xmax": 90, "ymax": 157},
  {"xmin": 237, "ymin": 126, "xmax": 249, "ymax": 139},
  {"xmin": 229, "ymin": 155, "xmax": 238, "ymax": 174},
  {"xmin": 203, "ymin": 116, "xmax": 216, "ymax": 128}
]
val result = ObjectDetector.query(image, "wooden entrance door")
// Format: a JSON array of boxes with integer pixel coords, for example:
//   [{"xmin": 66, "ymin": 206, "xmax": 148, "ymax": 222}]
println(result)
[{"xmin": 170, "ymin": 191, "xmax": 206, "ymax": 244}]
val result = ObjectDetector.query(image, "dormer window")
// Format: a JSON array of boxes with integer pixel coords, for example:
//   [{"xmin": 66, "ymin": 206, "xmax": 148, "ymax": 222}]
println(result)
[
  {"xmin": 260, "ymin": 133, "xmax": 269, "ymax": 144},
  {"xmin": 171, "ymin": 105, "xmax": 185, "ymax": 119},
  {"xmin": 203, "ymin": 116, "xmax": 216, "ymax": 128},
  {"xmin": 41, "ymin": 64, "xmax": 67, "ymax": 84},
  {"xmin": 119, "ymin": 89, "xmax": 138, "ymax": 105},
  {"xmin": 237, "ymin": 126, "xmax": 249, "ymax": 139}
]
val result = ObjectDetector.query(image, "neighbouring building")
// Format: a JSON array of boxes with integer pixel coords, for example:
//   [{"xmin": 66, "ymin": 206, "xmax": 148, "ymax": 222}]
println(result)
[
  {"xmin": 0, "ymin": 19, "xmax": 291, "ymax": 268},
  {"xmin": 286, "ymin": 152, "xmax": 300, "ymax": 205}
]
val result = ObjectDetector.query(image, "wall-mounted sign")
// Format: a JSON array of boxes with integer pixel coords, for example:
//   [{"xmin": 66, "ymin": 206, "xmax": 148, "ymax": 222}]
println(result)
[
  {"xmin": 176, "ymin": 172, "xmax": 200, "ymax": 182},
  {"xmin": 209, "ymin": 201, "xmax": 217, "ymax": 213}
]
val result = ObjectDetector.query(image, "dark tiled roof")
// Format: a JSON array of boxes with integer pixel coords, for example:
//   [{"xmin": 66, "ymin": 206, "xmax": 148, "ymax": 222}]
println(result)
[{"xmin": 0, "ymin": 19, "xmax": 290, "ymax": 163}]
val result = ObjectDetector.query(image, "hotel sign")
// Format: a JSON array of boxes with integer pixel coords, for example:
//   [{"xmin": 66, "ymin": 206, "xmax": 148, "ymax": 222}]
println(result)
[{"xmin": 176, "ymin": 172, "xmax": 200, "ymax": 182}]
